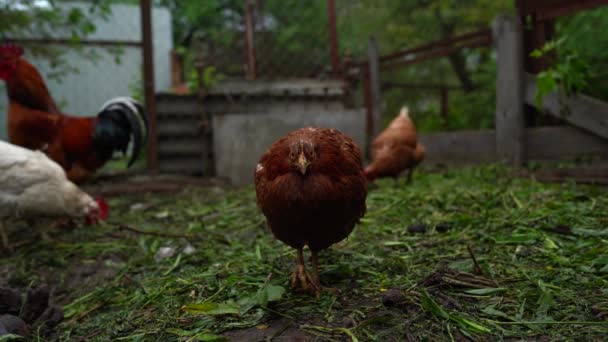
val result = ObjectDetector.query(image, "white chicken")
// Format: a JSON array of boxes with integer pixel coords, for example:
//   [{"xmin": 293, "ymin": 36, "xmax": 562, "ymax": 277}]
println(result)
[{"xmin": 0, "ymin": 141, "xmax": 106, "ymax": 251}]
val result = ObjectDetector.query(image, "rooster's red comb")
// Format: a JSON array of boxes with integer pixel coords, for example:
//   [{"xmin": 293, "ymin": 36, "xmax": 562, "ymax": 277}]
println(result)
[{"xmin": 0, "ymin": 43, "xmax": 24, "ymax": 59}]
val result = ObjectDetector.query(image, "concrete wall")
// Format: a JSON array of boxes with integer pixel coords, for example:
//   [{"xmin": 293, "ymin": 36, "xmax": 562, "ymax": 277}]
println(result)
[
  {"xmin": 0, "ymin": 2, "xmax": 172, "ymax": 141},
  {"xmin": 212, "ymin": 110, "xmax": 366, "ymax": 186}
]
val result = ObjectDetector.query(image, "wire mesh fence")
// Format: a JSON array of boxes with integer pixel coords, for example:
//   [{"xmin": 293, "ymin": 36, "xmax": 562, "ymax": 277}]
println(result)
[{"xmin": 176, "ymin": 0, "xmax": 335, "ymax": 85}]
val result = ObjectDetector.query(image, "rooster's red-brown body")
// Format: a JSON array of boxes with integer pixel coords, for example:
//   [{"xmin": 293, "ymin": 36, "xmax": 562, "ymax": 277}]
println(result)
[{"xmin": 0, "ymin": 44, "xmax": 147, "ymax": 184}]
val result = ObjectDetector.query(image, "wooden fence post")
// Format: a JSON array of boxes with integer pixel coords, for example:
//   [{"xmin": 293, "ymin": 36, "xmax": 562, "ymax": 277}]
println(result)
[
  {"xmin": 244, "ymin": 0, "xmax": 257, "ymax": 80},
  {"xmin": 493, "ymin": 14, "xmax": 525, "ymax": 166},
  {"xmin": 368, "ymin": 36, "xmax": 382, "ymax": 138},
  {"xmin": 141, "ymin": 0, "xmax": 159, "ymax": 172}
]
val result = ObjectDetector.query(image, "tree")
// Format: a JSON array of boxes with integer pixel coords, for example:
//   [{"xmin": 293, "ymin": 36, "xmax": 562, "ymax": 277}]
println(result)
[{"xmin": 0, "ymin": 0, "xmax": 115, "ymax": 78}]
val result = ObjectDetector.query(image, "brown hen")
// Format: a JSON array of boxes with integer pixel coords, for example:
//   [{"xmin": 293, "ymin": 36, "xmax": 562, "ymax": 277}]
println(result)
[
  {"xmin": 364, "ymin": 106, "xmax": 425, "ymax": 183},
  {"xmin": 255, "ymin": 127, "xmax": 367, "ymax": 295}
]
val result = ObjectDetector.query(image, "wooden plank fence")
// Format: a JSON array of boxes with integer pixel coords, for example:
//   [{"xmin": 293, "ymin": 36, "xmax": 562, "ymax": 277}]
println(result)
[{"xmin": 366, "ymin": 12, "xmax": 608, "ymax": 167}]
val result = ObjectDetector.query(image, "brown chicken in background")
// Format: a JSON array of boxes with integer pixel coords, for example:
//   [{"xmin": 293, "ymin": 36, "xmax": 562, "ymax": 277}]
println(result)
[
  {"xmin": 0, "ymin": 43, "xmax": 148, "ymax": 184},
  {"xmin": 255, "ymin": 127, "xmax": 367, "ymax": 295},
  {"xmin": 364, "ymin": 106, "xmax": 425, "ymax": 183}
]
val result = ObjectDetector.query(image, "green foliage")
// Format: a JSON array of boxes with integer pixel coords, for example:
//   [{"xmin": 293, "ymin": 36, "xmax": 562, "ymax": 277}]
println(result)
[
  {"xmin": 531, "ymin": 38, "xmax": 591, "ymax": 109},
  {"xmin": 557, "ymin": 6, "xmax": 608, "ymax": 101},
  {"xmin": 337, "ymin": 0, "xmax": 512, "ymax": 132},
  {"xmin": 0, "ymin": 1, "xmax": 119, "ymax": 80},
  {"xmin": 2, "ymin": 166, "xmax": 608, "ymax": 340}
]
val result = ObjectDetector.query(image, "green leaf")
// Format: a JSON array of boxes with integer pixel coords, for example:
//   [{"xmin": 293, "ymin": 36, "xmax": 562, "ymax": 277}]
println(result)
[
  {"xmin": 192, "ymin": 333, "xmax": 227, "ymax": 341},
  {"xmin": 464, "ymin": 287, "xmax": 507, "ymax": 295},
  {"xmin": 543, "ymin": 236, "xmax": 559, "ymax": 249},
  {"xmin": 166, "ymin": 329, "xmax": 226, "ymax": 341},
  {"xmin": 534, "ymin": 71, "xmax": 557, "ymax": 109},
  {"xmin": 493, "ymin": 233, "xmax": 538, "ymax": 245},
  {"xmin": 383, "ymin": 241, "xmax": 409, "ymax": 246},
  {"xmin": 181, "ymin": 302, "xmax": 240, "ymax": 316},
  {"xmin": 265, "ymin": 284, "xmax": 286, "ymax": 302},
  {"xmin": 450, "ymin": 315, "xmax": 492, "ymax": 334},
  {"xmin": 481, "ymin": 306, "xmax": 517, "ymax": 321},
  {"xmin": 421, "ymin": 290, "xmax": 449, "ymax": 319},
  {"xmin": 422, "ymin": 290, "xmax": 491, "ymax": 334}
]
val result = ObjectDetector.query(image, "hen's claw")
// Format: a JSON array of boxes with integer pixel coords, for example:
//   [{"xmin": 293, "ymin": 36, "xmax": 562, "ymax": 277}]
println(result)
[
  {"xmin": 291, "ymin": 248, "xmax": 320, "ymax": 296},
  {"xmin": 0, "ymin": 222, "xmax": 13, "ymax": 253}
]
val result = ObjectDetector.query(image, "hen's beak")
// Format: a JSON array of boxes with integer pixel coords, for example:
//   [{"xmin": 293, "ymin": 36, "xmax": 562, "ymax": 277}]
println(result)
[{"xmin": 297, "ymin": 153, "xmax": 309, "ymax": 175}]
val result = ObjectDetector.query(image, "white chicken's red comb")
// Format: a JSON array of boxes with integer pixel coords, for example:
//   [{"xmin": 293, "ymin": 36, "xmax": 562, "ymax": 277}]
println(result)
[{"xmin": 0, "ymin": 43, "xmax": 24, "ymax": 59}]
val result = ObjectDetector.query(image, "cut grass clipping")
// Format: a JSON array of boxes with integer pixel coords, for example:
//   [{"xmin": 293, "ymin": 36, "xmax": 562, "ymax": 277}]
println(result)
[{"xmin": 1, "ymin": 165, "xmax": 607, "ymax": 340}]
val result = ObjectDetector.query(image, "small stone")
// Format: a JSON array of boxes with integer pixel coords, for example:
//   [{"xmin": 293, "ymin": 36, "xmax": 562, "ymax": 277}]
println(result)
[
  {"xmin": 0, "ymin": 288, "xmax": 22, "ymax": 315},
  {"xmin": 0, "ymin": 314, "xmax": 29, "ymax": 336},
  {"xmin": 341, "ymin": 316, "xmax": 356, "ymax": 328},
  {"xmin": 129, "ymin": 203, "xmax": 147, "ymax": 211},
  {"xmin": 382, "ymin": 288, "xmax": 405, "ymax": 307},
  {"xmin": 436, "ymin": 223, "xmax": 453, "ymax": 233},
  {"xmin": 407, "ymin": 224, "xmax": 427, "ymax": 234},
  {"xmin": 182, "ymin": 244, "xmax": 196, "ymax": 255},
  {"xmin": 154, "ymin": 211, "xmax": 170, "ymax": 219},
  {"xmin": 154, "ymin": 246, "xmax": 176, "ymax": 261},
  {"xmin": 21, "ymin": 286, "xmax": 50, "ymax": 323},
  {"xmin": 34, "ymin": 305, "xmax": 63, "ymax": 335}
]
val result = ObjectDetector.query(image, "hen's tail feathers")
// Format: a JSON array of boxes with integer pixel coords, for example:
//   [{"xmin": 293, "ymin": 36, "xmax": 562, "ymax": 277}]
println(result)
[
  {"xmin": 399, "ymin": 106, "xmax": 409, "ymax": 119},
  {"xmin": 93, "ymin": 97, "xmax": 148, "ymax": 168},
  {"xmin": 414, "ymin": 142, "xmax": 426, "ymax": 164}
]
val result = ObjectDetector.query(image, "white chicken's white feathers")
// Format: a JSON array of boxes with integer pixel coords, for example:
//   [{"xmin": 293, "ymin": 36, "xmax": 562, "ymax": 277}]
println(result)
[{"xmin": 0, "ymin": 141, "xmax": 97, "ymax": 219}]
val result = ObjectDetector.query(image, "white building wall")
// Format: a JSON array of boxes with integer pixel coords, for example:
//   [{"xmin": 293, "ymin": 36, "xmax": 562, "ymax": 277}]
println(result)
[{"xmin": 0, "ymin": 2, "xmax": 172, "ymax": 140}]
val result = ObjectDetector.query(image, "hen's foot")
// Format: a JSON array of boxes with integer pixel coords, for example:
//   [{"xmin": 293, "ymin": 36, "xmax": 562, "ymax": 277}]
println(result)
[
  {"xmin": 291, "ymin": 248, "xmax": 320, "ymax": 296},
  {"xmin": 290, "ymin": 264, "xmax": 320, "ymax": 296},
  {"xmin": 0, "ymin": 223, "xmax": 13, "ymax": 254}
]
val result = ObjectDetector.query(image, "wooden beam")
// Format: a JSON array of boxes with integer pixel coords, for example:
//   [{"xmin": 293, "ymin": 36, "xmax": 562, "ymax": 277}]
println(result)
[
  {"xmin": 376, "ymin": 29, "xmax": 492, "ymax": 64},
  {"xmin": 8, "ymin": 38, "xmax": 142, "ymax": 47},
  {"xmin": 141, "ymin": 0, "xmax": 159, "ymax": 172},
  {"xmin": 380, "ymin": 36, "xmax": 492, "ymax": 71},
  {"xmin": 382, "ymin": 82, "xmax": 460, "ymax": 90},
  {"xmin": 440, "ymin": 87, "xmax": 449, "ymax": 120},
  {"xmin": 362, "ymin": 70, "xmax": 373, "ymax": 158},
  {"xmin": 519, "ymin": 0, "xmax": 608, "ymax": 20},
  {"xmin": 418, "ymin": 126, "xmax": 608, "ymax": 166},
  {"xmin": 526, "ymin": 126, "xmax": 608, "ymax": 160},
  {"xmin": 494, "ymin": 14, "xmax": 525, "ymax": 166},
  {"xmin": 419, "ymin": 129, "xmax": 498, "ymax": 165},
  {"xmin": 368, "ymin": 36, "xmax": 382, "ymax": 139},
  {"xmin": 244, "ymin": 0, "xmax": 257, "ymax": 80},
  {"xmin": 524, "ymin": 73, "xmax": 608, "ymax": 140},
  {"xmin": 326, "ymin": 0, "xmax": 341, "ymax": 76}
]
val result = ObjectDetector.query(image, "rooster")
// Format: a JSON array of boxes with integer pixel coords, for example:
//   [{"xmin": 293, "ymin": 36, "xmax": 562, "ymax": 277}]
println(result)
[
  {"xmin": 255, "ymin": 127, "xmax": 367, "ymax": 295},
  {"xmin": 364, "ymin": 106, "xmax": 425, "ymax": 183},
  {"xmin": 0, "ymin": 43, "xmax": 148, "ymax": 184},
  {"xmin": 0, "ymin": 141, "xmax": 108, "ymax": 252}
]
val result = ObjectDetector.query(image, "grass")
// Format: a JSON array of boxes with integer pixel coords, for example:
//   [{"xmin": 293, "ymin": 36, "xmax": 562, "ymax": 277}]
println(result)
[{"xmin": 1, "ymin": 165, "xmax": 607, "ymax": 341}]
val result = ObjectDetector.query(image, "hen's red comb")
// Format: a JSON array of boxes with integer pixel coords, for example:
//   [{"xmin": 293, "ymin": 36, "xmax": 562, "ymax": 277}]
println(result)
[
  {"xmin": 96, "ymin": 197, "xmax": 109, "ymax": 221},
  {"xmin": 0, "ymin": 43, "xmax": 24, "ymax": 59}
]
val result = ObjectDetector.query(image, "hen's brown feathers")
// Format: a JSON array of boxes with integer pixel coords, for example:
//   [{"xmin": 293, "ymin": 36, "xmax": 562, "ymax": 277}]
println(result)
[
  {"xmin": 365, "ymin": 107, "xmax": 425, "ymax": 181},
  {"xmin": 255, "ymin": 127, "xmax": 367, "ymax": 251}
]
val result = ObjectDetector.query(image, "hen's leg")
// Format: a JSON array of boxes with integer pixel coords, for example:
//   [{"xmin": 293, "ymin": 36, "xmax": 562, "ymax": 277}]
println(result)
[
  {"xmin": 311, "ymin": 251, "xmax": 340, "ymax": 294},
  {"xmin": 66, "ymin": 163, "xmax": 94, "ymax": 184},
  {"xmin": 0, "ymin": 221, "xmax": 12, "ymax": 252},
  {"xmin": 290, "ymin": 248, "xmax": 319, "ymax": 295},
  {"xmin": 406, "ymin": 167, "xmax": 415, "ymax": 184},
  {"xmin": 311, "ymin": 250, "xmax": 321, "ymax": 288}
]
